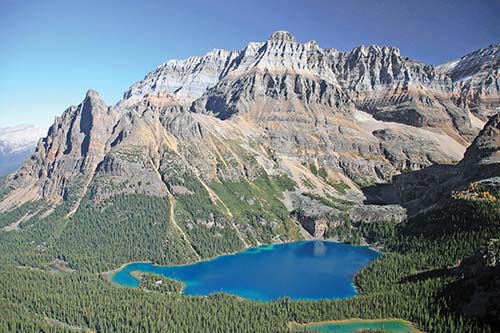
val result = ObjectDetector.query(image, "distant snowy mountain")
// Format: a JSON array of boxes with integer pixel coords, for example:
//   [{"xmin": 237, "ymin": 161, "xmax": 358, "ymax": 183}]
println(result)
[{"xmin": 0, "ymin": 125, "xmax": 46, "ymax": 176}]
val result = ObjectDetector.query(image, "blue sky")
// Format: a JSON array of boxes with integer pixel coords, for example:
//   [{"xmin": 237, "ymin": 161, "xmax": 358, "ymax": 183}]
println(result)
[{"xmin": 1, "ymin": 0, "xmax": 499, "ymax": 128}]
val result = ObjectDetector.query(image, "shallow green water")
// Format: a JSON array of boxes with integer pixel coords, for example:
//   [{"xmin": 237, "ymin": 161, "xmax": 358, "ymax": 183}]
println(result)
[{"xmin": 300, "ymin": 319, "xmax": 416, "ymax": 332}]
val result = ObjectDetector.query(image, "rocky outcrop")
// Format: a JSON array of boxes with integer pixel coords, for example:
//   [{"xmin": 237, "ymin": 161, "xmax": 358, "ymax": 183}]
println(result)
[
  {"xmin": 461, "ymin": 113, "xmax": 500, "ymax": 167},
  {"xmin": 451, "ymin": 113, "xmax": 500, "ymax": 195},
  {"xmin": 7, "ymin": 90, "xmax": 120, "ymax": 205},
  {"xmin": 349, "ymin": 204, "xmax": 406, "ymax": 225},
  {"xmin": 373, "ymin": 128, "xmax": 458, "ymax": 170}
]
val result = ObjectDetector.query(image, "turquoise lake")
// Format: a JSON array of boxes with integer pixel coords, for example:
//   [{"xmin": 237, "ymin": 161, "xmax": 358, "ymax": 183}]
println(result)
[
  {"xmin": 300, "ymin": 320, "xmax": 416, "ymax": 332},
  {"xmin": 112, "ymin": 241, "xmax": 380, "ymax": 301}
]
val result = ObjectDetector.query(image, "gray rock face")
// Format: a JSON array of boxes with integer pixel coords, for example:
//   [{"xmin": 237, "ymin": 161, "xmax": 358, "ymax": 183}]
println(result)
[
  {"xmin": 460, "ymin": 113, "xmax": 500, "ymax": 181},
  {"xmin": 334, "ymin": 46, "xmax": 476, "ymax": 141},
  {"xmin": 373, "ymin": 128, "xmax": 458, "ymax": 170},
  {"xmin": 121, "ymin": 49, "xmax": 239, "ymax": 106},
  {"xmin": 349, "ymin": 204, "xmax": 406, "ymax": 225},
  {"xmin": 437, "ymin": 45, "xmax": 500, "ymax": 82},
  {"xmin": 335, "ymin": 45, "xmax": 451, "ymax": 91},
  {"xmin": 462, "ymin": 114, "xmax": 500, "ymax": 164},
  {"xmin": 437, "ymin": 44, "xmax": 500, "ymax": 121},
  {"xmin": 9, "ymin": 90, "xmax": 120, "ymax": 204}
]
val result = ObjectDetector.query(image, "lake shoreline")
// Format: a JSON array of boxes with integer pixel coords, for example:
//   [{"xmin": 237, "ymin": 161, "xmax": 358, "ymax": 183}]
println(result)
[{"xmin": 102, "ymin": 260, "xmax": 153, "ymax": 281}]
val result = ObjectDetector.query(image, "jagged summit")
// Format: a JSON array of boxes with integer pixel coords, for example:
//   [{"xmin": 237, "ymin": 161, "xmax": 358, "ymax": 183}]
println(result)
[
  {"xmin": 350, "ymin": 45, "xmax": 401, "ymax": 57},
  {"xmin": 120, "ymin": 31, "xmax": 463, "ymax": 124},
  {"xmin": 437, "ymin": 44, "xmax": 500, "ymax": 82},
  {"xmin": 268, "ymin": 30, "xmax": 297, "ymax": 42},
  {"xmin": 86, "ymin": 89, "xmax": 101, "ymax": 99},
  {"xmin": 436, "ymin": 44, "xmax": 500, "ymax": 121}
]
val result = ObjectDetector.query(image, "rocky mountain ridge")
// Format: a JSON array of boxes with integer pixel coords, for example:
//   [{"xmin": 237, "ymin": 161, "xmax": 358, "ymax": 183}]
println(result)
[
  {"xmin": 1, "ymin": 32, "xmax": 499, "ymax": 242},
  {"xmin": 437, "ymin": 44, "xmax": 500, "ymax": 125}
]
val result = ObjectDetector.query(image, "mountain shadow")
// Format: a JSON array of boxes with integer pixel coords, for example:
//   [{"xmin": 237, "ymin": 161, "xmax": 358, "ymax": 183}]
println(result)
[{"xmin": 362, "ymin": 163, "xmax": 459, "ymax": 215}]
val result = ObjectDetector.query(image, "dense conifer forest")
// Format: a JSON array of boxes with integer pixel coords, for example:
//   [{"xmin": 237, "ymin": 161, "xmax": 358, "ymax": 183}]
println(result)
[{"xmin": 0, "ymin": 191, "xmax": 498, "ymax": 332}]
